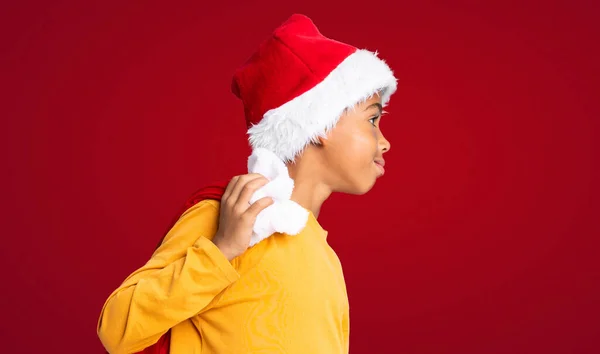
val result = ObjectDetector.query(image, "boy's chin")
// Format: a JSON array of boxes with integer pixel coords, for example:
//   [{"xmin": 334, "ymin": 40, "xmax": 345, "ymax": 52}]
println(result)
[{"xmin": 340, "ymin": 179, "xmax": 377, "ymax": 196}]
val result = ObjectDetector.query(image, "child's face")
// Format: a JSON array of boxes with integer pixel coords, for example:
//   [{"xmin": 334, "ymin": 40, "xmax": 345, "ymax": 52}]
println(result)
[{"xmin": 321, "ymin": 93, "xmax": 391, "ymax": 194}]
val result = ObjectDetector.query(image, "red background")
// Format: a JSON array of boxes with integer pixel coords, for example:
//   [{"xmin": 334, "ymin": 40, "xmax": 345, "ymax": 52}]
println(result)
[{"xmin": 2, "ymin": 1, "xmax": 598, "ymax": 353}]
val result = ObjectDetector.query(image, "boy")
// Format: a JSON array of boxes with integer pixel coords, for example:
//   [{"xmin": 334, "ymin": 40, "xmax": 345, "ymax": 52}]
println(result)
[{"xmin": 97, "ymin": 13, "xmax": 396, "ymax": 354}]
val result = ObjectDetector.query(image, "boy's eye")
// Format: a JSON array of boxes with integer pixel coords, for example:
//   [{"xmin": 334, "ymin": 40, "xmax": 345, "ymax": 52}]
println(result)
[{"xmin": 369, "ymin": 116, "xmax": 380, "ymax": 126}]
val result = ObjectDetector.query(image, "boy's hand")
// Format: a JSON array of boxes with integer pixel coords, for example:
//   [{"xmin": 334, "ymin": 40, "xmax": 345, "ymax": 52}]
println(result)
[{"xmin": 212, "ymin": 174, "xmax": 274, "ymax": 261}]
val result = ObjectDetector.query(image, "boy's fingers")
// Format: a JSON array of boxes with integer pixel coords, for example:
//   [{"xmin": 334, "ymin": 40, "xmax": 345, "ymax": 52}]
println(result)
[
  {"xmin": 245, "ymin": 196, "xmax": 274, "ymax": 220},
  {"xmin": 229, "ymin": 173, "xmax": 266, "ymax": 204},
  {"xmin": 237, "ymin": 177, "xmax": 270, "ymax": 209},
  {"xmin": 222, "ymin": 175, "xmax": 240, "ymax": 202}
]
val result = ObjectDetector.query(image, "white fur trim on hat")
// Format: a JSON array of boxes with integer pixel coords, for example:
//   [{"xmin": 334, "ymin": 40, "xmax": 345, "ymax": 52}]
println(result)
[{"xmin": 246, "ymin": 49, "xmax": 398, "ymax": 163}]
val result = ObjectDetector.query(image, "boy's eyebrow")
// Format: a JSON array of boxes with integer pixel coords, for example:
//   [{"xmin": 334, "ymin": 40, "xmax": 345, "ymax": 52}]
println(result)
[{"xmin": 364, "ymin": 103, "xmax": 383, "ymax": 114}]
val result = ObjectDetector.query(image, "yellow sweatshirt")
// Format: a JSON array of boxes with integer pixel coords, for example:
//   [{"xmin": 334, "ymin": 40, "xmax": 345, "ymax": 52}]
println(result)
[{"xmin": 97, "ymin": 199, "xmax": 349, "ymax": 354}]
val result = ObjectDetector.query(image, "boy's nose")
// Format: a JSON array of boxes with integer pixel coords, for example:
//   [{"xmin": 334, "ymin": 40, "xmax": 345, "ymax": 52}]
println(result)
[{"xmin": 379, "ymin": 132, "xmax": 391, "ymax": 153}]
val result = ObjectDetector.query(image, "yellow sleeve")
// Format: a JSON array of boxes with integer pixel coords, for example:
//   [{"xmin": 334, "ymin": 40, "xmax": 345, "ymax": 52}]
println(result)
[{"xmin": 97, "ymin": 200, "xmax": 239, "ymax": 354}]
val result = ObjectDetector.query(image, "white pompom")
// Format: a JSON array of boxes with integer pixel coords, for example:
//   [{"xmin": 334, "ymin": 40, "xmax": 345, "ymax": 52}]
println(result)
[{"xmin": 247, "ymin": 148, "xmax": 310, "ymax": 247}]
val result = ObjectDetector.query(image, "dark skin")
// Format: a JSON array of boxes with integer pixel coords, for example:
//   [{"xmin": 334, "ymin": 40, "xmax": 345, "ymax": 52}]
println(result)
[
  {"xmin": 213, "ymin": 93, "xmax": 391, "ymax": 260},
  {"xmin": 288, "ymin": 93, "xmax": 390, "ymax": 215}
]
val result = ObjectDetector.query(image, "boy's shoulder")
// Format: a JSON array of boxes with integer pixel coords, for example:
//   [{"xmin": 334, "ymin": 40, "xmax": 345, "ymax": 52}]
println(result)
[
  {"xmin": 180, "ymin": 198, "xmax": 221, "ymax": 219},
  {"xmin": 158, "ymin": 199, "xmax": 221, "ymax": 248}
]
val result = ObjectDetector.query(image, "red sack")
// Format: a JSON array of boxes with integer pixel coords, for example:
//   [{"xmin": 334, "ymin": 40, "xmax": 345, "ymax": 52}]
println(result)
[{"xmin": 134, "ymin": 180, "xmax": 229, "ymax": 354}]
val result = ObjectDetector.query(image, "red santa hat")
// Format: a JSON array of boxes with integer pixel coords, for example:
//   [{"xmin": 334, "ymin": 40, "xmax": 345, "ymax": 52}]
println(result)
[{"xmin": 232, "ymin": 14, "xmax": 398, "ymax": 163}]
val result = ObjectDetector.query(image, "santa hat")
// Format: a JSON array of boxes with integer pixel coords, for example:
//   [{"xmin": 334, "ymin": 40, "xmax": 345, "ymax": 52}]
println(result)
[{"xmin": 232, "ymin": 13, "xmax": 398, "ymax": 163}]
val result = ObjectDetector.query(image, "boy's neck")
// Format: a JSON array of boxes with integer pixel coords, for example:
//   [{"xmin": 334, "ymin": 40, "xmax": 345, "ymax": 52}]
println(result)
[
  {"xmin": 289, "ymin": 180, "xmax": 331, "ymax": 219},
  {"xmin": 286, "ymin": 158, "xmax": 331, "ymax": 219}
]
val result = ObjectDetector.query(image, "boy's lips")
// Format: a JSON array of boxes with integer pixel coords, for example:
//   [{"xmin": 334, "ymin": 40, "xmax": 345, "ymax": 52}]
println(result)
[{"xmin": 374, "ymin": 159, "xmax": 385, "ymax": 176}]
